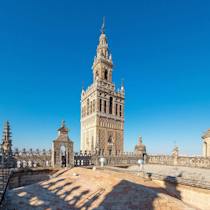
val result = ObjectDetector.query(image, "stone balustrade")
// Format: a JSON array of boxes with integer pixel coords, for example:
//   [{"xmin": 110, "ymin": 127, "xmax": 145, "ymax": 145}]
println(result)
[
  {"xmin": 147, "ymin": 155, "xmax": 210, "ymax": 169},
  {"xmin": 6, "ymin": 148, "xmax": 210, "ymax": 169},
  {"xmin": 12, "ymin": 148, "xmax": 52, "ymax": 168}
]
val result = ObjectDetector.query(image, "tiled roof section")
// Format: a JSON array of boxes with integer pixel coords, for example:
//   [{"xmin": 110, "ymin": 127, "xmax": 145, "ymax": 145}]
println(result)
[{"xmin": 202, "ymin": 129, "xmax": 210, "ymax": 139}]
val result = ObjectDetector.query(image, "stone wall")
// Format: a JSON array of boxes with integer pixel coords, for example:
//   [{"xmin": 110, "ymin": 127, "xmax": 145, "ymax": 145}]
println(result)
[
  {"xmin": 154, "ymin": 178, "xmax": 210, "ymax": 210},
  {"xmin": 147, "ymin": 155, "xmax": 210, "ymax": 169},
  {"xmin": 8, "ymin": 168, "xmax": 56, "ymax": 189}
]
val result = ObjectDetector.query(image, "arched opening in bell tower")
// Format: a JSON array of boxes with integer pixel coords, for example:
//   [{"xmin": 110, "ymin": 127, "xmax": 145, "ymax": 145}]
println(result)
[
  {"xmin": 104, "ymin": 69, "xmax": 108, "ymax": 80},
  {"xmin": 109, "ymin": 97, "xmax": 113, "ymax": 114}
]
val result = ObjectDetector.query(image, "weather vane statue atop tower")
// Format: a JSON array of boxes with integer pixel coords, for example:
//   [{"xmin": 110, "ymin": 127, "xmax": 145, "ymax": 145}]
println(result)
[{"xmin": 101, "ymin": 16, "xmax": 105, "ymax": 34}]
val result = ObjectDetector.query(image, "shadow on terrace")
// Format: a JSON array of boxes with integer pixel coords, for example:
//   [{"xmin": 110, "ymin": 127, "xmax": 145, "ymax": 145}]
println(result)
[{"xmin": 4, "ymin": 170, "xmax": 183, "ymax": 210}]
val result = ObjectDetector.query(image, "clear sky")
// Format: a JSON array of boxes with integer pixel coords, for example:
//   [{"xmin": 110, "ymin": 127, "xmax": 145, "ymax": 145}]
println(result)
[{"xmin": 0, "ymin": 0, "xmax": 210, "ymax": 155}]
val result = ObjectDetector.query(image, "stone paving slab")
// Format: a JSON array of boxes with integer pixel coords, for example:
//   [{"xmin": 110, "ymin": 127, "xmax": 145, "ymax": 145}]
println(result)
[{"xmin": 5, "ymin": 167, "xmax": 196, "ymax": 210}]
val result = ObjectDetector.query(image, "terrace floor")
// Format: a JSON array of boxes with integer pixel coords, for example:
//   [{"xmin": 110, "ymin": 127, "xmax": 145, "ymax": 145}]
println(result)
[{"xmin": 5, "ymin": 167, "xmax": 195, "ymax": 210}]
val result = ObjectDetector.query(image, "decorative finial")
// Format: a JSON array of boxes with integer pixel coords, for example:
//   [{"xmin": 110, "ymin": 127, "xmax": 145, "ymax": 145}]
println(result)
[
  {"xmin": 101, "ymin": 16, "xmax": 105, "ymax": 34},
  {"xmin": 138, "ymin": 136, "xmax": 142, "ymax": 144},
  {"xmin": 61, "ymin": 120, "xmax": 65, "ymax": 127},
  {"xmin": 121, "ymin": 78, "xmax": 124, "ymax": 91}
]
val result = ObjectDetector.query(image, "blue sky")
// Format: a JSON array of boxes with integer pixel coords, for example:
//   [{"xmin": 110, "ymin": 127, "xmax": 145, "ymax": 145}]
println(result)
[{"xmin": 0, "ymin": 0, "xmax": 210, "ymax": 155}]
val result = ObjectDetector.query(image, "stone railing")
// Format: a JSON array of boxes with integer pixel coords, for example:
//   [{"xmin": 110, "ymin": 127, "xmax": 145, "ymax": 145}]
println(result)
[
  {"xmin": 147, "ymin": 155, "xmax": 174, "ymax": 165},
  {"xmin": 13, "ymin": 148, "xmax": 52, "ymax": 168},
  {"xmin": 13, "ymin": 148, "xmax": 52, "ymax": 157},
  {"xmin": 91, "ymin": 153, "xmax": 141, "ymax": 166},
  {"xmin": 147, "ymin": 155, "xmax": 210, "ymax": 169},
  {"xmin": 90, "ymin": 152, "xmax": 210, "ymax": 169},
  {"xmin": 176, "ymin": 156, "xmax": 210, "ymax": 168},
  {"xmin": 105, "ymin": 155, "xmax": 139, "ymax": 166},
  {"xmin": 9, "ymin": 148, "xmax": 210, "ymax": 169}
]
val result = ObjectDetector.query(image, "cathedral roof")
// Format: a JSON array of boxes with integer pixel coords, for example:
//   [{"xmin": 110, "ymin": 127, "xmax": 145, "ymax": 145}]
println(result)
[{"xmin": 202, "ymin": 129, "xmax": 210, "ymax": 139}]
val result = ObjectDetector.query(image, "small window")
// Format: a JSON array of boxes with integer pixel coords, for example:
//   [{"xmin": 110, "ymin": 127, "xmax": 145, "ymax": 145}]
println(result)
[
  {"xmin": 109, "ymin": 97, "xmax": 113, "ymax": 114},
  {"xmin": 115, "ymin": 104, "xmax": 118, "ymax": 116},
  {"xmin": 108, "ymin": 135, "xmax": 112, "ymax": 143},
  {"xmin": 120, "ymin": 105, "xmax": 122, "ymax": 117}
]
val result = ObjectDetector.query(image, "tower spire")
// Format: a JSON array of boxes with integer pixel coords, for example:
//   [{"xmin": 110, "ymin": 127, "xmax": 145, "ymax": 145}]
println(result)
[
  {"xmin": 2, "ymin": 121, "xmax": 12, "ymax": 157},
  {"xmin": 92, "ymin": 17, "xmax": 113, "ymax": 83},
  {"xmin": 101, "ymin": 16, "xmax": 105, "ymax": 34}
]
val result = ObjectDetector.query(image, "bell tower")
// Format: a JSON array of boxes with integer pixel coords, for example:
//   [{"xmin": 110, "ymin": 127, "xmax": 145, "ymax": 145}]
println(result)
[{"xmin": 81, "ymin": 19, "xmax": 125, "ymax": 156}]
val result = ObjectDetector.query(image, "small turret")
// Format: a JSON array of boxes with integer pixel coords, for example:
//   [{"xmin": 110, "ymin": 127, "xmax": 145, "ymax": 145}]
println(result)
[
  {"xmin": 1, "ymin": 121, "xmax": 15, "ymax": 167},
  {"xmin": 134, "ymin": 136, "xmax": 146, "ymax": 157},
  {"xmin": 2, "ymin": 121, "xmax": 12, "ymax": 157}
]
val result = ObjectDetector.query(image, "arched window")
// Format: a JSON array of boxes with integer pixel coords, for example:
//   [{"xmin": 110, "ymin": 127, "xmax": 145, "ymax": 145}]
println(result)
[
  {"xmin": 104, "ymin": 100, "xmax": 107, "ymax": 113},
  {"xmin": 108, "ymin": 135, "xmax": 112, "ymax": 143},
  {"xmin": 99, "ymin": 99, "xmax": 102, "ymax": 112},
  {"xmin": 109, "ymin": 97, "xmax": 113, "ymax": 114},
  {"xmin": 115, "ymin": 104, "xmax": 118, "ymax": 116},
  {"xmin": 60, "ymin": 145, "xmax": 66, "ymax": 167},
  {"xmin": 119, "ymin": 105, "xmax": 122, "ymax": 117},
  {"xmin": 104, "ymin": 69, "xmax": 108, "ymax": 80},
  {"xmin": 60, "ymin": 145, "xmax": 66, "ymax": 156}
]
